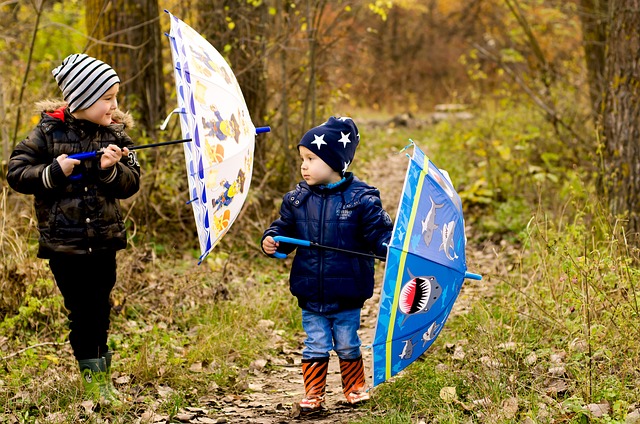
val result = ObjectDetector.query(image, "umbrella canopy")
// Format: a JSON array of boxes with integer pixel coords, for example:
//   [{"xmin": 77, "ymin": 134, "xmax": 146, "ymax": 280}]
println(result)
[
  {"xmin": 163, "ymin": 11, "xmax": 265, "ymax": 263},
  {"xmin": 372, "ymin": 142, "xmax": 481, "ymax": 387}
]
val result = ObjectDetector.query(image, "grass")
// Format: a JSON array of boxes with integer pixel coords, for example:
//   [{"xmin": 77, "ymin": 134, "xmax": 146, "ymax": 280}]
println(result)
[
  {"xmin": 2, "ymin": 102, "xmax": 639, "ymax": 422},
  {"xmin": 353, "ymin": 190, "xmax": 640, "ymax": 423}
]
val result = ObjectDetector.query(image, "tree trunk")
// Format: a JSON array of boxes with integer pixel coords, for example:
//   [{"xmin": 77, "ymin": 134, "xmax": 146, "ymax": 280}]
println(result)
[
  {"xmin": 601, "ymin": 0, "xmax": 640, "ymax": 242},
  {"xmin": 578, "ymin": 0, "xmax": 609, "ymax": 119},
  {"xmin": 195, "ymin": 0, "xmax": 269, "ymax": 184},
  {"xmin": 85, "ymin": 0, "xmax": 166, "ymax": 135},
  {"xmin": 195, "ymin": 0, "xmax": 268, "ymax": 131}
]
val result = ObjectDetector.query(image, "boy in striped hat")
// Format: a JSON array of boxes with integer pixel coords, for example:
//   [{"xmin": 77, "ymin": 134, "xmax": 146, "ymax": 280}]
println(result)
[{"xmin": 7, "ymin": 53, "xmax": 140, "ymax": 406}]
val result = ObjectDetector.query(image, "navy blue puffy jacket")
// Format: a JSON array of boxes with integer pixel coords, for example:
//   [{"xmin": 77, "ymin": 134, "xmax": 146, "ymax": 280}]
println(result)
[{"xmin": 262, "ymin": 173, "xmax": 393, "ymax": 313}]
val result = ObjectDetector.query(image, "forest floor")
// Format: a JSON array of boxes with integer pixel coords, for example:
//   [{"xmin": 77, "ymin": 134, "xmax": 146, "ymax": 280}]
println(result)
[{"xmin": 138, "ymin": 134, "xmax": 505, "ymax": 424}]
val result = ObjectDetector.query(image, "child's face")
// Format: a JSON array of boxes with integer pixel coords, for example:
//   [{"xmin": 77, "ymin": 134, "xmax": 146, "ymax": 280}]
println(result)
[
  {"xmin": 299, "ymin": 145, "xmax": 341, "ymax": 186},
  {"xmin": 72, "ymin": 83, "xmax": 119, "ymax": 126}
]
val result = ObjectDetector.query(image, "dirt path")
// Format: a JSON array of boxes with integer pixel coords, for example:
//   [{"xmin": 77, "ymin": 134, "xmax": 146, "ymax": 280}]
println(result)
[{"xmin": 155, "ymin": 148, "xmax": 498, "ymax": 424}]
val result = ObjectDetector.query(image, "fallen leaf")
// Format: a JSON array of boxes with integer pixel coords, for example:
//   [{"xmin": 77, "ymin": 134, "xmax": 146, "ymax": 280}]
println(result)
[
  {"xmin": 174, "ymin": 412, "xmax": 196, "ymax": 421},
  {"xmin": 525, "ymin": 352, "xmax": 537, "ymax": 365},
  {"xmin": 452, "ymin": 345, "xmax": 465, "ymax": 361},
  {"xmin": 115, "ymin": 375, "xmax": 130, "ymax": 384},
  {"xmin": 257, "ymin": 319, "xmax": 274, "ymax": 330},
  {"xmin": 472, "ymin": 397, "xmax": 492, "ymax": 407},
  {"xmin": 545, "ymin": 379, "xmax": 568, "ymax": 396},
  {"xmin": 548, "ymin": 366, "xmax": 566, "ymax": 376},
  {"xmin": 248, "ymin": 383, "xmax": 264, "ymax": 392},
  {"xmin": 440, "ymin": 386, "xmax": 457, "ymax": 403},
  {"xmin": 185, "ymin": 407, "xmax": 207, "ymax": 414},
  {"xmin": 626, "ymin": 408, "xmax": 640, "ymax": 423},
  {"xmin": 497, "ymin": 342, "xmax": 518, "ymax": 351},
  {"xmin": 194, "ymin": 418, "xmax": 220, "ymax": 424},
  {"xmin": 190, "ymin": 362, "xmax": 204, "ymax": 373},
  {"xmin": 157, "ymin": 385, "xmax": 176, "ymax": 399},
  {"xmin": 502, "ymin": 397, "xmax": 518, "ymax": 419},
  {"xmin": 480, "ymin": 355, "xmax": 501, "ymax": 368},
  {"xmin": 584, "ymin": 402, "xmax": 610, "ymax": 418},
  {"xmin": 80, "ymin": 400, "xmax": 94, "ymax": 414},
  {"xmin": 250, "ymin": 359, "xmax": 268, "ymax": 371}
]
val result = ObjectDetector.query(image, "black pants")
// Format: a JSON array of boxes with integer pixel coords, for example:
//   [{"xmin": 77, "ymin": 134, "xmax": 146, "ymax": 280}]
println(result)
[{"xmin": 49, "ymin": 251, "xmax": 117, "ymax": 361}]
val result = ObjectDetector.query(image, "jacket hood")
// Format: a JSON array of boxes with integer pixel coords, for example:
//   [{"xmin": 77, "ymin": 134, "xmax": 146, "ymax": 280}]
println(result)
[{"xmin": 34, "ymin": 99, "xmax": 135, "ymax": 129}]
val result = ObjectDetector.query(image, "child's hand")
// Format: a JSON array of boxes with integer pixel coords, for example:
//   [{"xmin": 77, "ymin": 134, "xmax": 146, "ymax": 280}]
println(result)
[
  {"xmin": 56, "ymin": 154, "xmax": 81, "ymax": 177},
  {"xmin": 100, "ymin": 145, "xmax": 128, "ymax": 169},
  {"xmin": 262, "ymin": 236, "xmax": 279, "ymax": 255}
]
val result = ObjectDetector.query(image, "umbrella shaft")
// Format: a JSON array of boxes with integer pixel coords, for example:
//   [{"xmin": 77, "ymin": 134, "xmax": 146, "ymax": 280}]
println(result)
[
  {"xmin": 310, "ymin": 242, "xmax": 385, "ymax": 261},
  {"xmin": 130, "ymin": 138, "xmax": 192, "ymax": 151}
]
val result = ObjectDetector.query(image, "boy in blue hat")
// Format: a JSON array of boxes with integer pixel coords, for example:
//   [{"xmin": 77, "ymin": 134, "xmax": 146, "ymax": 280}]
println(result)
[{"xmin": 262, "ymin": 116, "xmax": 392, "ymax": 413}]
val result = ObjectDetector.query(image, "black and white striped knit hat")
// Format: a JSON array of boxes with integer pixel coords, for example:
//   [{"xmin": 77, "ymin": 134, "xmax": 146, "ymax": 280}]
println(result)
[{"xmin": 52, "ymin": 53, "xmax": 120, "ymax": 112}]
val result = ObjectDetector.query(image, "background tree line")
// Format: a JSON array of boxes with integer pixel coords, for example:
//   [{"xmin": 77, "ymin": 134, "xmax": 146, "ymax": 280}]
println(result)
[{"xmin": 0, "ymin": 0, "xmax": 638, "ymax": 250}]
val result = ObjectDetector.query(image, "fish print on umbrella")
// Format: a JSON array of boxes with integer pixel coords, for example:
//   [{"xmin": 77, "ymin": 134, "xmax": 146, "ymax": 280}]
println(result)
[
  {"xmin": 398, "ymin": 274, "xmax": 442, "ymax": 325},
  {"xmin": 421, "ymin": 197, "xmax": 443, "ymax": 246},
  {"xmin": 440, "ymin": 220, "xmax": 459, "ymax": 260}
]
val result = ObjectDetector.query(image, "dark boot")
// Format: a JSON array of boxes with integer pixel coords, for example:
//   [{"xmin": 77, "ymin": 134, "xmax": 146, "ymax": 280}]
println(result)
[
  {"xmin": 102, "ymin": 351, "xmax": 122, "ymax": 400},
  {"xmin": 78, "ymin": 358, "xmax": 121, "ymax": 406},
  {"xmin": 299, "ymin": 358, "xmax": 329, "ymax": 413},
  {"xmin": 339, "ymin": 356, "xmax": 369, "ymax": 404}
]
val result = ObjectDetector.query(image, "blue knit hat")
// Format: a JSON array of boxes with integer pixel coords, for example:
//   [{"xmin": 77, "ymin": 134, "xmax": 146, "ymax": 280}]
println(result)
[
  {"xmin": 298, "ymin": 116, "xmax": 360, "ymax": 176},
  {"xmin": 52, "ymin": 53, "xmax": 120, "ymax": 112}
]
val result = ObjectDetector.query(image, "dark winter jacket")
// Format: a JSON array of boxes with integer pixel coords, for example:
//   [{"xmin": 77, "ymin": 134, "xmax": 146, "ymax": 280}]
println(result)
[
  {"xmin": 262, "ymin": 173, "xmax": 393, "ymax": 313},
  {"xmin": 7, "ymin": 101, "xmax": 140, "ymax": 258}
]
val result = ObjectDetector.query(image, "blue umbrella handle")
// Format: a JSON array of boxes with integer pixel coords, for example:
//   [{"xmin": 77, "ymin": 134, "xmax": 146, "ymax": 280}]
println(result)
[
  {"xmin": 67, "ymin": 151, "xmax": 105, "ymax": 181},
  {"xmin": 273, "ymin": 236, "xmax": 310, "ymax": 246},
  {"xmin": 270, "ymin": 236, "xmax": 309, "ymax": 259},
  {"xmin": 69, "ymin": 151, "xmax": 102, "ymax": 160},
  {"xmin": 465, "ymin": 272, "xmax": 482, "ymax": 280},
  {"xmin": 256, "ymin": 126, "xmax": 271, "ymax": 134}
]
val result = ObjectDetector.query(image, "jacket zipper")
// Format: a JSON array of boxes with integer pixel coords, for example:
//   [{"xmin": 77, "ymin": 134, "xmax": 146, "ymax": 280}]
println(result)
[{"xmin": 319, "ymin": 194, "xmax": 327, "ymax": 311}]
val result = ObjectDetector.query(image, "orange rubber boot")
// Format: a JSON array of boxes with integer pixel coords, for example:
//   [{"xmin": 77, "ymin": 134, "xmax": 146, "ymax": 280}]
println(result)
[
  {"xmin": 300, "ymin": 358, "xmax": 329, "ymax": 413},
  {"xmin": 339, "ymin": 356, "xmax": 370, "ymax": 405}
]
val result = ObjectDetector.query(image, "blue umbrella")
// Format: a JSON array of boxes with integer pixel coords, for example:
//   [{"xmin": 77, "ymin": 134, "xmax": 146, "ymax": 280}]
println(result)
[{"xmin": 372, "ymin": 141, "xmax": 481, "ymax": 387}]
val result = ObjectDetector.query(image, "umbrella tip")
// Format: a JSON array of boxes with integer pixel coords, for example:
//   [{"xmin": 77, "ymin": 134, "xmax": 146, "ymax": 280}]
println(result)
[{"xmin": 464, "ymin": 272, "xmax": 482, "ymax": 281}]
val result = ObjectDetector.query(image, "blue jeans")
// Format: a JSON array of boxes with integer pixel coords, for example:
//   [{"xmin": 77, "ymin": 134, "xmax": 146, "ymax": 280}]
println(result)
[{"xmin": 301, "ymin": 308, "xmax": 362, "ymax": 360}]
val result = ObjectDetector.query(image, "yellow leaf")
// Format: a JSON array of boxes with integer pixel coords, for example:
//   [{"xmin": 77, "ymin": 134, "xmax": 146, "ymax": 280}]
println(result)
[
  {"xmin": 440, "ymin": 386, "xmax": 457, "ymax": 403},
  {"xmin": 44, "ymin": 354, "xmax": 59, "ymax": 364}
]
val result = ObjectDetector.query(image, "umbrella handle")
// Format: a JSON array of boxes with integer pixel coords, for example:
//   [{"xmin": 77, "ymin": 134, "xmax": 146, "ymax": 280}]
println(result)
[
  {"xmin": 268, "ymin": 235, "xmax": 311, "ymax": 259},
  {"xmin": 273, "ymin": 236, "xmax": 310, "ymax": 246},
  {"xmin": 465, "ymin": 272, "xmax": 482, "ymax": 280},
  {"xmin": 69, "ymin": 151, "xmax": 103, "ymax": 161},
  {"xmin": 270, "ymin": 236, "xmax": 307, "ymax": 259},
  {"xmin": 67, "ymin": 151, "xmax": 105, "ymax": 181},
  {"xmin": 256, "ymin": 126, "xmax": 270, "ymax": 134}
]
